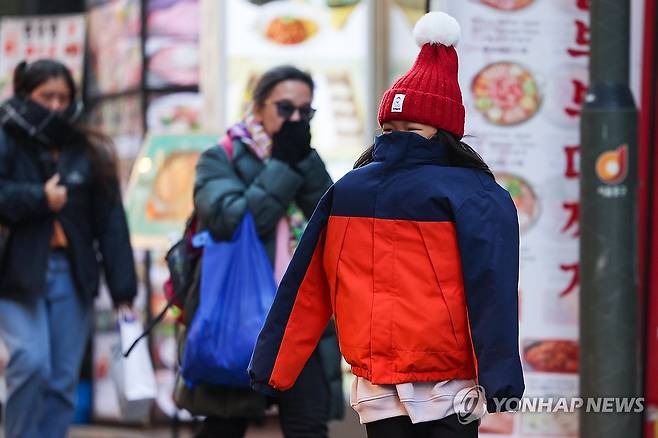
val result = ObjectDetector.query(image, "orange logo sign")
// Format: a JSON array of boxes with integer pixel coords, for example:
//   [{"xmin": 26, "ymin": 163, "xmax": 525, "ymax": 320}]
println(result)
[{"xmin": 595, "ymin": 144, "xmax": 628, "ymax": 185}]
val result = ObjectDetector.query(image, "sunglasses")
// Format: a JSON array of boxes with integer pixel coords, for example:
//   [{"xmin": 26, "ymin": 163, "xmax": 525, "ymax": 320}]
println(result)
[{"xmin": 266, "ymin": 100, "xmax": 316, "ymax": 122}]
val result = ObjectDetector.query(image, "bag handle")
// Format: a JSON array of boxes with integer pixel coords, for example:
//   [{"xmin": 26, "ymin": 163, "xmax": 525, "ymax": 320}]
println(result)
[{"xmin": 122, "ymin": 290, "xmax": 184, "ymax": 357}]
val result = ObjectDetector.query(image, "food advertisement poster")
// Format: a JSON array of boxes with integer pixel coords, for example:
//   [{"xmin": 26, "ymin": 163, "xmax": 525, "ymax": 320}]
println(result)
[
  {"xmin": 439, "ymin": 0, "xmax": 589, "ymax": 435},
  {"xmin": 124, "ymin": 134, "xmax": 218, "ymax": 249},
  {"xmin": 0, "ymin": 14, "xmax": 85, "ymax": 99},
  {"xmin": 225, "ymin": 0, "xmax": 370, "ymax": 179},
  {"xmin": 146, "ymin": 0, "xmax": 200, "ymax": 88},
  {"xmin": 87, "ymin": 0, "xmax": 142, "ymax": 96}
]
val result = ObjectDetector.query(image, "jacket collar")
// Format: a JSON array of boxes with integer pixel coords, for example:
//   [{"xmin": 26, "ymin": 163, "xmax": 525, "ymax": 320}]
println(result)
[{"xmin": 372, "ymin": 131, "xmax": 451, "ymax": 166}]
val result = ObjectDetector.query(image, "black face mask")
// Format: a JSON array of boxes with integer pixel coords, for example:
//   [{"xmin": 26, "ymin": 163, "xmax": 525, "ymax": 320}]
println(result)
[{"xmin": 0, "ymin": 96, "xmax": 82, "ymax": 146}]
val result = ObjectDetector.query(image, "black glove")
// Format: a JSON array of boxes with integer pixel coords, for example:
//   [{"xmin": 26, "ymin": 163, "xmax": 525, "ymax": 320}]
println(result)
[{"xmin": 271, "ymin": 120, "xmax": 312, "ymax": 166}]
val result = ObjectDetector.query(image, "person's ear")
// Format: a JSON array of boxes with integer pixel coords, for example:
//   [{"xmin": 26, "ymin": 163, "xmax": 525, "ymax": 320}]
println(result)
[{"xmin": 252, "ymin": 104, "xmax": 265, "ymax": 123}]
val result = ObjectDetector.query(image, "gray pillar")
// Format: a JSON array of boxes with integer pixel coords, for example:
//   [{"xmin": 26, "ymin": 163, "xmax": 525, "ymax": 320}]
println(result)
[{"xmin": 579, "ymin": 0, "xmax": 641, "ymax": 437}]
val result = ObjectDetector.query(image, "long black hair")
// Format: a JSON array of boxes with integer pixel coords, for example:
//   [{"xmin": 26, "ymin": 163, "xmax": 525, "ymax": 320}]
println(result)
[
  {"xmin": 354, "ymin": 129, "xmax": 494, "ymax": 179},
  {"xmin": 13, "ymin": 59, "xmax": 119, "ymax": 195},
  {"xmin": 252, "ymin": 65, "xmax": 315, "ymax": 108}
]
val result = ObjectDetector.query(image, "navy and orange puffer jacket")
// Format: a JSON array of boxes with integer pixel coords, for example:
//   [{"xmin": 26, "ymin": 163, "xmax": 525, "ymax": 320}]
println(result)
[{"xmin": 249, "ymin": 131, "xmax": 525, "ymax": 412}]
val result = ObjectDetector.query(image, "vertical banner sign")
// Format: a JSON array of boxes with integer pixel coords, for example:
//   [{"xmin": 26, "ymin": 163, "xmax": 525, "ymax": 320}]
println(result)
[
  {"xmin": 0, "ymin": 15, "xmax": 86, "ymax": 99},
  {"xmin": 443, "ymin": 1, "xmax": 590, "ymax": 436}
]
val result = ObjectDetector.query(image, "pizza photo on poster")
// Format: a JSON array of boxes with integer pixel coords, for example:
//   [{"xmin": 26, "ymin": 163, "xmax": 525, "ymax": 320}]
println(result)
[{"xmin": 472, "ymin": 62, "xmax": 543, "ymax": 126}]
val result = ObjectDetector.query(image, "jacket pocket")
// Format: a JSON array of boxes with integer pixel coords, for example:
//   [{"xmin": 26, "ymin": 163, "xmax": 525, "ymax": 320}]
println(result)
[
  {"xmin": 330, "ymin": 217, "xmax": 371, "ymax": 367},
  {"xmin": 417, "ymin": 222, "xmax": 465, "ymax": 349}
]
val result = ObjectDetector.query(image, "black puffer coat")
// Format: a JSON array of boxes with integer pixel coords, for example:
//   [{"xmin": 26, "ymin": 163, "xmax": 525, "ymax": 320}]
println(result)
[{"xmin": 0, "ymin": 125, "xmax": 136, "ymax": 304}]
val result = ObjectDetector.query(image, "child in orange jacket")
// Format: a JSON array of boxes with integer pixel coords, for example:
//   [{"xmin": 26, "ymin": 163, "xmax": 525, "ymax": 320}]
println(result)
[{"xmin": 250, "ymin": 12, "xmax": 524, "ymax": 438}]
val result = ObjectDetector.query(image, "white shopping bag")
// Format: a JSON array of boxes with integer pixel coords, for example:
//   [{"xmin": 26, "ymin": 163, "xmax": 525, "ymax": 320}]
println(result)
[{"xmin": 110, "ymin": 310, "xmax": 157, "ymax": 422}]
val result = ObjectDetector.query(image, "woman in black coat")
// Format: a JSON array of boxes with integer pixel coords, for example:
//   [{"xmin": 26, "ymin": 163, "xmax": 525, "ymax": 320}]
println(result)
[{"xmin": 0, "ymin": 60, "xmax": 136, "ymax": 438}]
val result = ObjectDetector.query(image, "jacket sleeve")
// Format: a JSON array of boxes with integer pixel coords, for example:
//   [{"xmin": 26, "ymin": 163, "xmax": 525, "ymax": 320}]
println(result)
[
  {"xmin": 92, "ymin": 179, "xmax": 137, "ymax": 304},
  {"xmin": 0, "ymin": 129, "xmax": 51, "ymax": 224},
  {"xmin": 194, "ymin": 146, "xmax": 304, "ymax": 240},
  {"xmin": 249, "ymin": 186, "xmax": 334, "ymax": 394},
  {"xmin": 454, "ymin": 187, "xmax": 525, "ymax": 413},
  {"xmin": 294, "ymin": 149, "xmax": 333, "ymax": 218}
]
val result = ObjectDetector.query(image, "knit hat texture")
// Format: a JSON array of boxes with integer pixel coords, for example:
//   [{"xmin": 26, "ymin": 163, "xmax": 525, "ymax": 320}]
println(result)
[{"xmin": 378, "ymin": 12, "xmax": 465, "ymax": 138}]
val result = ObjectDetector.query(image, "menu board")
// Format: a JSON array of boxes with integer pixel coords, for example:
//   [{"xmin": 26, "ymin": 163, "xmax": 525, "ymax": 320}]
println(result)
[
  {"xmin": 225, "ymin": 0, "xmax": 370, "ymax": 179},
  {"xmin": 440, "ymin": 0, "xmax": 589, "ymax": 435},
  {"xmin": 0, "ymin": 14, "xmax": 85, "ymax": 99},
  {"xmin": 87, "ymin": 0, "xmax": 142, "ymax": 96}
]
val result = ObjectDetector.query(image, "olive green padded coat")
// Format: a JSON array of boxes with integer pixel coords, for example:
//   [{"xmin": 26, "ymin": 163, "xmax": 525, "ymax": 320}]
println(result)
[{"xmin": 174, "ymin": 137, "xmax": 344, "ymax": 420}]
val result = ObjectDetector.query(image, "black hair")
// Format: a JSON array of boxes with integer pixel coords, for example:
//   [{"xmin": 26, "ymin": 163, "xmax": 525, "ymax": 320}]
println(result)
[
  {"xmin": 252, "ymin": 65, "xmax": 314, "ymax": 107},
  {"xmin": 13, "ymin": 59, "xmax": 76, "ymax": 99},
  {"xmin": 13, "ymin": 59, "xmax": 120, "ymax": 197},
  {"xmin": 354, "ymin": 129, "xmax": 495, "ymax": 179}
]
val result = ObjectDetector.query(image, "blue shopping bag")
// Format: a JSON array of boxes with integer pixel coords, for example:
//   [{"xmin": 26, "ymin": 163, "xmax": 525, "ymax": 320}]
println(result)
[{"xmin": 181, "ymin": 212, "xmax": 276, "ymax": 387}]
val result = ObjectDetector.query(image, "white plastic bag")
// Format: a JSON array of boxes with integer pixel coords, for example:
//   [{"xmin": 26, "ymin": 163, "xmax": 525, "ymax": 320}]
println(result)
[{"xmin": 110, "ymin": 310, "xmax": 157, "ymax": 422}]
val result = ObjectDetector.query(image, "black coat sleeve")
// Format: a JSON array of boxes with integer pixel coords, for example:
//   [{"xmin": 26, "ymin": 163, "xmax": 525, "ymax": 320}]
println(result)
[
  {"xmin": 0, "ymin": 128, "xmax": 51, "ymax": 224},
  {"xmin": 92, "ymin": 179, "xmax": 137, "ymax": 304}
]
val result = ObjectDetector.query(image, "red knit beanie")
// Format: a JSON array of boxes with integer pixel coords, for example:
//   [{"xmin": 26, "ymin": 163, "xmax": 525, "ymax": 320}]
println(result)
[{"xmin": 378, "ymin": 12, "xmax": 465, "ymax": 138}]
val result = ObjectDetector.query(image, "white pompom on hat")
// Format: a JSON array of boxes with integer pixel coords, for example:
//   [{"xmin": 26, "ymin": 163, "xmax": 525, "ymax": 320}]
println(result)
[
  {"xmin": 378, "ymin": 11, "xmax": 466, "ymax": 138},
  {"xmin": 412, "ymin": 11, "xmax": 461, "ymax": 48}
]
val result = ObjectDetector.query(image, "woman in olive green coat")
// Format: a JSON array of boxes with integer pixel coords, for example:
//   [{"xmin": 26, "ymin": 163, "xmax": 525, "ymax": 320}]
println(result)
[{"xmin": 175, "ymin": 65, "xmax": 343, "ymax": 438}]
